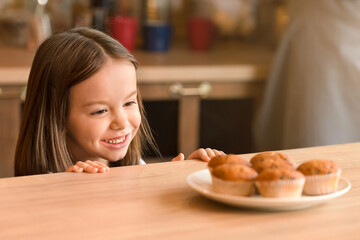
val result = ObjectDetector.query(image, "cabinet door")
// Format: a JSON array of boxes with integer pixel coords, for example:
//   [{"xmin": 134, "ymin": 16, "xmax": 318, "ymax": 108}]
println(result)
[
  {"xmin": 143, "ymin": 100, "xmax": 179, "ymax": 162},
  {"xmin": 199, "ymin": 98, "xmax": 253, "ymax": 154},
  {"xmin": 0, "ymin": 86, "xmax": 22, "ymax": 177}
]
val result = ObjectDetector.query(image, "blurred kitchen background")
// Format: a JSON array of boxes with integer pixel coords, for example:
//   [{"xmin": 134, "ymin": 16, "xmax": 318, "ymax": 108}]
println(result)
[
  {"xmin": 0, "ymin": 0, "xmax": 288, "ymax": 177},
  {"xmin": 0, "ymin": 0, "xmax": 288, "ymax": 49}
]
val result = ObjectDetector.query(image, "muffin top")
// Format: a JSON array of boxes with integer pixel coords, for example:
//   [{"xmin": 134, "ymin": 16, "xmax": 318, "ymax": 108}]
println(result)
[
  {"xmin": 250, "ymin": 151, "xmax": 295, "ymax": 166},
  {"xmin": 252, "ymin": 158, "xmax": 295, "ymax": 173},
  {"xmin": 212, "ymin": 164, "xmax": 258, "ymax": 181},
  {"xmin": 250, "ymin": 151, "xmax": 295, "ymax": 173},
  {"xmin": 256, "ymin": 168, "xmax": 305, "ymax": 181},
  {"xmin": 208, "ymin": 154, "xmax": 251, "ymax": 169},
  {"xmin": 297, "ymin": 159, "xmax": 339, "ymax": 176}
]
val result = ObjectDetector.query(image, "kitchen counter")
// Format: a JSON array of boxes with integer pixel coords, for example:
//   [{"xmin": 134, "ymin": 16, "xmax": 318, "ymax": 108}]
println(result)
[
  {"xmin": 0, "ymin": 43, "xmax": 273, "ymax": 85},
  {"xmin": 0, "ymin": 142, "xmax": 358, "ymax": 240}
]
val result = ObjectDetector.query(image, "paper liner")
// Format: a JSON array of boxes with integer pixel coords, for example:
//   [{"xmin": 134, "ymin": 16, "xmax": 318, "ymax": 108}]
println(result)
[
  {"xmin": 303, "ymin": 169, "xmax": 341, "ymax": 195},
  {"xmin": 255, "ymin": 178, "xmax": 305, "ymax": 198},
  {"xmin": 211, "ymin": 175, "xmax": 255, "ymax": 196}
]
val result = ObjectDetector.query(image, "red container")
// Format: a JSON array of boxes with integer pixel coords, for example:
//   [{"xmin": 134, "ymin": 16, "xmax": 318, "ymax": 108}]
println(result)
[
  {"xmin": 109, "ymin": 16, "xmax": 137, "ymax": 52},
  {"xmin": 188, "ymin": 17, "xmax": 214, "ymax": 51}
]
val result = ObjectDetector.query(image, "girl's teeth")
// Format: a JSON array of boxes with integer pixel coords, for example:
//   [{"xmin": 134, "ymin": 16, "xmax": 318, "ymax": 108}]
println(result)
[{"xmin": 105, "ymin": 137, "xmax": 125, "ymax": 144}]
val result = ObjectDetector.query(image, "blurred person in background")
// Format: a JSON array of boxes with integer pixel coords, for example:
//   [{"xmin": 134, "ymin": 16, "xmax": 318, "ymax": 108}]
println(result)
[{"xmin": 254, "ymin": 0, "xmax": 360, "ymax": 151}]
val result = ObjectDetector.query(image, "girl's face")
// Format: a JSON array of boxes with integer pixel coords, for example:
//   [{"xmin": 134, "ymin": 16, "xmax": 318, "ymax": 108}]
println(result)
[{"xmin": 67, "ymin": 59, "xmax": 140, "ymax": 163}]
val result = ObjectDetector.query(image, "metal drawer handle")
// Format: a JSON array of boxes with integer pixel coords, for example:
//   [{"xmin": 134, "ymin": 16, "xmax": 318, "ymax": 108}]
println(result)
[
  {"xmin": 20, "ymin": 86, "xmax": 27, "ymax": 101},
  {"xmin": 169, "ymin": 82, "xmax": 212, "ymax": 99}
]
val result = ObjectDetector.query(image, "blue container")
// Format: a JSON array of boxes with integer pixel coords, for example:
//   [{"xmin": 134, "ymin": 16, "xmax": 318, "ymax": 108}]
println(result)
[{"xmin": 144, "ymin": 23, "xmax": 172, "ymax": 52}]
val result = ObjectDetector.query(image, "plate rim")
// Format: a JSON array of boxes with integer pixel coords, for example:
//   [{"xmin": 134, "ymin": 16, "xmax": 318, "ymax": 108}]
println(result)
[{"xmin": 186, "ymin": 169, "xmax": 351, "ymax": 210}]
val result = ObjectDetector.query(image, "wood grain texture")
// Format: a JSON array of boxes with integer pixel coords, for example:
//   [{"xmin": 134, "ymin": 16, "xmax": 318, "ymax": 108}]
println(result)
[{"xmin": 0, "ymin": 142, "xmax": 359, "ymax": 240}]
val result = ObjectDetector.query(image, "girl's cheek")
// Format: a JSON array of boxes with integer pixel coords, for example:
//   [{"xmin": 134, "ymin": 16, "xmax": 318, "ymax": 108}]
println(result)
[{"xmin": 132, "ymin": 109, "xmax": 142, "ymax": 127}]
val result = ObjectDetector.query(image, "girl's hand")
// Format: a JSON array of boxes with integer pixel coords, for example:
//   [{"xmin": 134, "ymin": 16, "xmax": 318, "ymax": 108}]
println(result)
[
  {"xmin": 171, "ymin": 148, "xmax": 225, "ymax": 162},
  {"xmin": 65, "ymin": 160, "xmax": 110, "ymax": 173}
]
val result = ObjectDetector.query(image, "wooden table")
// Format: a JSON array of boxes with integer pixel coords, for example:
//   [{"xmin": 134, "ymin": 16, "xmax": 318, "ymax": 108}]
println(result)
[{"xmin": 0, "ymin": 142, "xmax": 359, "ymax": 240}]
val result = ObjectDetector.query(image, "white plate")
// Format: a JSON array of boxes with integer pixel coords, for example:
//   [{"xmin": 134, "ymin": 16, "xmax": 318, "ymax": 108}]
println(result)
[{"xmin": 187, "ymin": 169, "xmax": 351, "ymax": 211}]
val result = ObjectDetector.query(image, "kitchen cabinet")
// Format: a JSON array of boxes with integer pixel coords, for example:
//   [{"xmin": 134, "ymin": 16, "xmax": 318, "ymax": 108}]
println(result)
[
  {"xmin": 0, "ymin": 48, "xmax": 33, "ymax": 178},
  {"xmin": 140, "ymin": 78, "xmax": 266, "ymax": 160},
  {"xmin": 0, "ymin": 85, "xmax": 23, "ymax": 177}
]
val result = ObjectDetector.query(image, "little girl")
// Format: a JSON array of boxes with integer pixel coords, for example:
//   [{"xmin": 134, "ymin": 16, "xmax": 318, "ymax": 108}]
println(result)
[{"xmin": 15, "ymin": 27, "xmax": 224, "ymax": 176}]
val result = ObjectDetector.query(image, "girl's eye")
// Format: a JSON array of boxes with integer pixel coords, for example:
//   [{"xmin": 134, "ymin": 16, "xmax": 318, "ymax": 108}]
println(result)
[
  {"xmin": 124, "ymin": 101, "xmax": 137, "ymax": 107},
  {"xmin": 91, "ymin": 109, "xmax": 107, "ymax": 115}
]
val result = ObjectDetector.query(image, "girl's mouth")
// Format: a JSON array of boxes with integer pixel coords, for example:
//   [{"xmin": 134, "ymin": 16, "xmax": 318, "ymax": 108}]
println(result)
[{"xmin": 103, "ymin": 135, "xmax": 126, "ymax": 144}]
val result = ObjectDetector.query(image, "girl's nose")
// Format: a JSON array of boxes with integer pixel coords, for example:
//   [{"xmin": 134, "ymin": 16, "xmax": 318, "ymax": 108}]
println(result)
[{"xmin": 110, "ymin": 111, "xmax": 129, "ymax": 130}]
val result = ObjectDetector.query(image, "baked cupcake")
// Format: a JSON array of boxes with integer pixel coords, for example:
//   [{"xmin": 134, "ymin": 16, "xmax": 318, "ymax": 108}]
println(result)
[
  {"xmin": 297, "ymin": 159, "xmax": 341, "ymax": 195},
  {"xmin": 208, "ymin": 154, "xmax": 251, "ymax": 173},
  {"xmin": 211, "ymin": 164, "xmax": 258, "ymax": 196},
  {"xmin": 250, "ymin": 151, "xmax": 296, "ymax": 173},
  {"xmin": 255, "ymin": 168, "xmax": 305, "ymax": 198}
]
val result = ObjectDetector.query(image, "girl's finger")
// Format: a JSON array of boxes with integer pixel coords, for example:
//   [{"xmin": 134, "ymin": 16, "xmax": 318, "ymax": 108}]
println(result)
[
  {"xmin": 86, "ymin": 160, "xmax": 109, "ymax": 173},
  {"xmin": 94, "ymin": 161, "xmax": 110, "ymax": 172},
  {"xmin": 197, "ymin": 148, "xmax": 211, "ymax": 161},
  {"xmin": 205, "ymin": 148, "xmax": 216, "ymax": 159},
  {"xmin": 213, "ymin": 149, "xmax": 224, "ymax": 156},
  {"xmin": 171, "ymin": 153, "xmax": 184, "ymax": 161},
  {"xmin": 188, "ymin": 148, "xmax": 205, "ymax": 160},
  {"xmin": 65, "ymin": 165, "xmax": 83, "ymax": 173},
  {"xmin": 75, "ymin": 161, "xmax": 98, "ymax": 173}
]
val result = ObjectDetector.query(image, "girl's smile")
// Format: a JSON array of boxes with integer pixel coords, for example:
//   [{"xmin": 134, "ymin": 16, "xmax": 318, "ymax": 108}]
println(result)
[
  {"xmin": 102, "ymin": 134, "xmax": 129, "ymax": 149},
  {"xmin": 103, "ymin": 135, "xmax": 126, "ymax": 144}
]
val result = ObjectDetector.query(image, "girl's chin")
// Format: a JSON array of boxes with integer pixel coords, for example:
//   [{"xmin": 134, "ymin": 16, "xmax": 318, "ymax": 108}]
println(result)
[
  {"xmin": 106, "ymin": 159, "xmax": 122, "ymax": 163},
  {"xmin": 103, "ymin": 154, "xmax": 127, "ymax": 162}
]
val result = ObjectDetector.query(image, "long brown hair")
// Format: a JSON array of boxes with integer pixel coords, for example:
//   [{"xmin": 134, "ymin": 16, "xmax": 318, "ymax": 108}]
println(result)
[{"xmin": 15, "ymin": 27, "xmax": 158, "ymax": 176}]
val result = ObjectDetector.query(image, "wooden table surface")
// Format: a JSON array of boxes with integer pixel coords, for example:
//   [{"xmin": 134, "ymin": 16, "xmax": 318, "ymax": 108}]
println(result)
[{"xmin": 0, "ymin": 142, "xmax": 359, "ymax": 240}]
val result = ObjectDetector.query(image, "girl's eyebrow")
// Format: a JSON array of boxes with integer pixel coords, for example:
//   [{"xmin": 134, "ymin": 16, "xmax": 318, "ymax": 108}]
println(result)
[
  {"xmin": 126, "ymin": 90, "xmax": 138, "ymax": 99},
  {"xmin": 82, "ymin": 90, "xmax": 138, "ymax": 107}
]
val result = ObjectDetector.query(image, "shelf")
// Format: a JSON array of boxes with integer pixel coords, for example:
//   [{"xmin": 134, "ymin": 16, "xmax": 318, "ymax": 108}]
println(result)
[{"xmin": 0, "ymin": 42, "xmax": 274, "ymax": 86}]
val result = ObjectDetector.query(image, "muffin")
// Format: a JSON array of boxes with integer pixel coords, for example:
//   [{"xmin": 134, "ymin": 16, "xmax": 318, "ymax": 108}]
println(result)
[
  {"xmin": 255, "ymin": 168, "xmax": 305, "ymax": 198},
  {"xmin": 208, "ymin": 154, "xmax": 251, "ymax": 173},
  {"xmin": 297, "ymin": 159, "xmax": 341, "ymax": 195},
  {"xmin": 250, "ymin": 151, "xmax": 296, "ymax": 173},
  {"xmin": 211, "ymin": 164, "xmax": 258, "ymax": 196}
]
